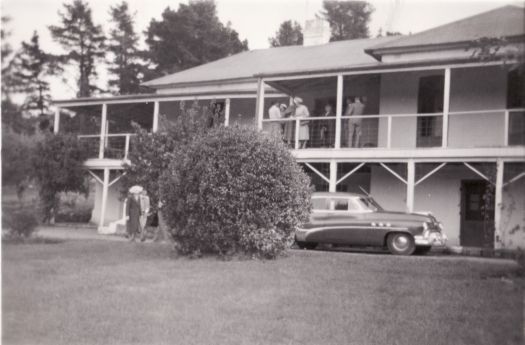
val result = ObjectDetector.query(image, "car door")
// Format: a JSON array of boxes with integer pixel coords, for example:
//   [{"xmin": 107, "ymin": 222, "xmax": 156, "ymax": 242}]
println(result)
[{"xmin": 320, "ymin": 197, "xmax": 369, "ymax": 245}]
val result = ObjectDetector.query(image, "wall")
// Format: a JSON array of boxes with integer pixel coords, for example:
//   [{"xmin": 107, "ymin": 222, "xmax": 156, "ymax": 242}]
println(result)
[
  {"xmin": 501, "ymin": 176, "xmax": 525, "ymax": 249},
  {"xmin": 378, "ymin": 66, "xmax": 508, "ymax": 148}
]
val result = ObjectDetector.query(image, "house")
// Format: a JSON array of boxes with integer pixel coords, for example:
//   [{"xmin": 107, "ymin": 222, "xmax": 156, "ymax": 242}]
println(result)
[{"xmin": 52, "ymin": 5, "xmax": 525, "ymax": 249}]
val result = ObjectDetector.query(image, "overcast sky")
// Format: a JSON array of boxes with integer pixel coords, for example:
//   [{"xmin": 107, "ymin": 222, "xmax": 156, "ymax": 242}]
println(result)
[{"xmin": 1, "ymin": 0, "xmax": 521, "ymax": 99}]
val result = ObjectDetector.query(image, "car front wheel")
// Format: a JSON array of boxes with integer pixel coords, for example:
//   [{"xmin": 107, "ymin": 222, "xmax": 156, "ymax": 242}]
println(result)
[{"xmin": 386, "ymin": 233, "xmax": 415, "ymax": 255}]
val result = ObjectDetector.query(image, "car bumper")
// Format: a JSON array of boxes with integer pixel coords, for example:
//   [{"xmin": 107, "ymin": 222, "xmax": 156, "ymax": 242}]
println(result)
[
  {"xmin": 414, "ymin": 232, "xmax": 447, "ymax": 247},
  {"xmin": 295, "ymin": 228, "xmax": 310, "ymax": 242}
]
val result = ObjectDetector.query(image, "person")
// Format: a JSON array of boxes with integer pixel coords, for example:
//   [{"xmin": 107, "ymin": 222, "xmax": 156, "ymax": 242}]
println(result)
[
  {"xmin": 294, "ymin": 97, "xmax": 310, "ymax": 149},
  {"xmin": 282, "ymin": 102, "xmax": 296, "ymax": 147},
  {"xmin": 139, "ymin": 190, "xmax": 151, "ymax": 242},
  {"xmin": 126, "ymin": 186, "xmax": 142, "ymax": 242},
  {"xmin": 320, "ymin": 103, "xmax": 335, "ymax": 147},
  {"xmin": 267, "ymin": 100, "xmax": 282, "ymax": 137},
  {"xmin": 345, "ymin": 96, "xmax": 366, "ymax": 148}
]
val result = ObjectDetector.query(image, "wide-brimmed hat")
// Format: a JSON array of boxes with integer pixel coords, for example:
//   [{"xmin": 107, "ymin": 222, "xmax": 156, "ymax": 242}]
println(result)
[{"xmin": 129, "ymin": 185, "xmax": 143, "ymax": 194}]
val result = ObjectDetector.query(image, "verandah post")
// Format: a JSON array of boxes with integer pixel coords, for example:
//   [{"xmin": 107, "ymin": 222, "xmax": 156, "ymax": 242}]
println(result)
[
  {"xmin": 256, "ymin": 78, "xmax": 265, "ymax": 130},
  {"xmin": 442, "ymin": 68, "xmax": 451, "ymax": 148},
  {"xmin": 53, "ymin": 107, "xmax": 60, "ymax": 134},
  {"xmin": 99, "ymin": 103, "xmax": 107, "ymax": 159},
  {"xmin": 335, "ymin": 74, "xmax": 343, "ymax": 149},
  {"xmin": 152, "ymin": 101, "xmax": 159, "ymax": 133},
  {"xmin": 99, "ymin": 168, "xmax": 110, "ymax": 233},
  {"xmin": 329, "ymin": 161, "xmax": 337, "ymax": 192},
  {"xmin": 494, "ymin": 159, "xmax": 504, "ymax": 249},
  {"xmin": 406, "ymin": 160, "xmax": 415, "ymax": 213},
  {"xmin": 224, "ymin": 98, "xmax": 231, "ymax": 126}
]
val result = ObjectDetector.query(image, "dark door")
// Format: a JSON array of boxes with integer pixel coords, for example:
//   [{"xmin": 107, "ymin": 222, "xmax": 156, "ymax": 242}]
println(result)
[
  {"xmin": 460, "ymin": 180, "xmax": 495, "ymax": 248},
  {"xmin": 417, "ymin": 75, "xmax": 444, "ymax": 147}
]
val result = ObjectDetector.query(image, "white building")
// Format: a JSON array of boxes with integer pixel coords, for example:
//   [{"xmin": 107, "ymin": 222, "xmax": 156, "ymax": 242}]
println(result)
[{"xmin": 53, "ymin": 6, "xmax": 525, "ymax": 249}]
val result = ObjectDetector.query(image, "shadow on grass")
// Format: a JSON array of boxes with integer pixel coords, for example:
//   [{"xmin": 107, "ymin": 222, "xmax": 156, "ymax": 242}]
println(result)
[{"xmin": 2, "ymin": 236, "xmax": 65, "ymax": 245}]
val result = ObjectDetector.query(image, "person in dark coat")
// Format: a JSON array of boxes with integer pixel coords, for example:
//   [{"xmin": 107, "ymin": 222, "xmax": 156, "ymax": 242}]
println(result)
[{"xmin": 126, "ymin": 191, "xmax": 142, "ymax": 242}]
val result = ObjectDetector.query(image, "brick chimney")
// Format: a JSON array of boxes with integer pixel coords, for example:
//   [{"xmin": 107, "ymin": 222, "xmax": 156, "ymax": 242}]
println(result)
[{"xmin": 303, "ymin": 18, "xmax": 331, "ymax": 46}]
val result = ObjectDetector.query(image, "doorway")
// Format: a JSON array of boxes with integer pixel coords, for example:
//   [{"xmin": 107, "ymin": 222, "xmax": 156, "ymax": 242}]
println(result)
[
  {"xmin": 417, "ymin": 75, "xmax": 444, "ymax": 147},
  {"xmin": 460, "ymin": 180, "xmax": 495, "ymax": 248}
]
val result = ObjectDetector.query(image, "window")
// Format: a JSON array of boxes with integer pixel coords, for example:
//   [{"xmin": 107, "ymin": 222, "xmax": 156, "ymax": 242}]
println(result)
[
  {"xmin": 312, "ymin": 198, "xmax": 330, "ymax": 211},
  {"xmin": 333, "ymin": 199, "xmax": 349, "ymax": 211},
  {"xmin": 507, "ymin": 69, "xmax": 524, "ymax": 109},
  {"xmin": 331, "ymin": 198, "xmax": 362, "ymax": 211}
]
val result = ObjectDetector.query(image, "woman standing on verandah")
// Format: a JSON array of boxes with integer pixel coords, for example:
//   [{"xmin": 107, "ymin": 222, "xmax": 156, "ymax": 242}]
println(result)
[{"xmin": 294, "ymin": 97, "xmax": 310, "ymax": 149}]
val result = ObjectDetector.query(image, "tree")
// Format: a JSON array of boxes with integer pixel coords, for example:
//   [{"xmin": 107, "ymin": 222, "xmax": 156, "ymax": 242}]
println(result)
[
  {"xmin": 269, "ymin": 20, "xmax": 303, "ymax": 47},
  {"xmin": 32, "ymin": 133, "xmax": 90, "ymax": 223},
  {"xmin": 321, "ymin": 0, "xmax": 374, "ymax": 41},
  {"xmin": 145, "ymin": 0, "xmax": 248, "ymax": 76},
  {"xmin": 49, "ymin": 0, "xmax": 105, "ymax": 97},
  {"xmin": 11, "ymin": 31, "xmax": 59, "ymax": 117},
  {"xmin": 107, "ymin": 1, "xmax": 146, "ymax": 94}
]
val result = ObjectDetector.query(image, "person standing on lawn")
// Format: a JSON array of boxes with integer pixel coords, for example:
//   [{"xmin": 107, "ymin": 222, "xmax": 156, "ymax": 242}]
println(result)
[
  {"xmin": 126, "ymin": 186, "xmax": 142, "ymax": 242},
  {"xmin": 139, "ymin": 190, "xmax": 151, "ymax": 242}
]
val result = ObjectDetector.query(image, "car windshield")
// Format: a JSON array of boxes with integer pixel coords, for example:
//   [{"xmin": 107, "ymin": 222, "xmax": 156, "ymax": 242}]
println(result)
[{"xmin": 356, "ymin": 197, "xmax": 383, "ymax": 212}]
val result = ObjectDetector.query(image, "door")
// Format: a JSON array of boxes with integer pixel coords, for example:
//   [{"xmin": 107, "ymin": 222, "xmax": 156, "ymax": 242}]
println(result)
[
  {"xmin": 417, "ymin": 75, "xmax": 444, "ymax": 147},
  {"xmin": 460, "ymin": 180, "xmax": 495, "ymax": 248}
]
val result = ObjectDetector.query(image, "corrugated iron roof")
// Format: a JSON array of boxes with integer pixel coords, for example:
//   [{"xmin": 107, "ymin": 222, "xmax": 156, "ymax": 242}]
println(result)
[
  {"xmin": 142, "ymin": 36, "xmax": 399, "ymax": 88},
  {"xmin": 367, "ymin": 5, "xmax": 525, "ymax": 54}
]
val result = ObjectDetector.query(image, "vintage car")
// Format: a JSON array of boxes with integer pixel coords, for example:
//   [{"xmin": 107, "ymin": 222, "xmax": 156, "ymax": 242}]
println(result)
[{"xmin": 295, "ymin": 192, "xmax": 446, "ymax": 255}]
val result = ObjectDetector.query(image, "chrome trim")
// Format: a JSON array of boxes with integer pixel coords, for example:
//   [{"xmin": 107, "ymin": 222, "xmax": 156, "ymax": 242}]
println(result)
[{"xmin": 297, "ymin": 225, "xmax": 409, "ymax": 232}]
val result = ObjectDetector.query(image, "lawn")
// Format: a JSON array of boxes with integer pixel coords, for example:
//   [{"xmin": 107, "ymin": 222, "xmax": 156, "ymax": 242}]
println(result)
[{"xmin": 2, "ymin": 240, "xmax": 523, "ymax": 345}]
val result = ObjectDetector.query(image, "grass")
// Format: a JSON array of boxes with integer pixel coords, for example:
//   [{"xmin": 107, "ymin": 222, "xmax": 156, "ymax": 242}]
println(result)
[{"xmin": 2, "ymin": 240, "xmax": 524, "ymax": 345}]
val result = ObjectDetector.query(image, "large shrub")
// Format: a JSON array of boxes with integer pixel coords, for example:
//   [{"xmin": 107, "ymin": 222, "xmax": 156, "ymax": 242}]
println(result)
[
  {"xmin": 160, "ymin": 125, "xmax": 311, "ymax": 258},
  {"xmin": 2, "ymin": 208, "xmax": 39, "ymax": 238},
  {"xmin": 31, "ymin": 133, "xmax": 90, "ymax": 222}
]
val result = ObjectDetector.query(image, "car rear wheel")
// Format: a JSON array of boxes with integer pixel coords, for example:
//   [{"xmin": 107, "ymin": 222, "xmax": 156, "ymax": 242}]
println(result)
[
  {"xmin": 296, "ymin": 241, "xmax": 318, "ymax": 250},
  {"xmin": 386, "ymin": 233, "xmax": 415, "ymax": 255},
  {"xmin": 414, "ymin": 246, "xmax": 432, "ymax": 255}
]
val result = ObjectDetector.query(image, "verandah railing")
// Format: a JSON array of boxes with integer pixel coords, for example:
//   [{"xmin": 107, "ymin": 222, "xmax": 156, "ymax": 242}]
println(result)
[
  {"xmin": 77, "ymin": 133, "xmax": 134, "ymax": 160},
  {"xmin": 262, "ymin": 108, "xmax": 525, "ymax": 149}
]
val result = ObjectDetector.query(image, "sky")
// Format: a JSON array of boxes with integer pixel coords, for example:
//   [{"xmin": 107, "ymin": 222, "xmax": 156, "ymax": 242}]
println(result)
[{"xmin": 1, "ymin": 0, "xmax": 522, "ymax": 100}]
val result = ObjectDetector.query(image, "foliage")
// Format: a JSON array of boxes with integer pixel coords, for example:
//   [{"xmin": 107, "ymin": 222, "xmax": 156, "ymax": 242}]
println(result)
[
  {"xmin": 3, "ymin": 208, "xmax": 39, "ymax": 238},
  {"xmin": 159, "ymin": 125, "xmax": 312, "ymax": 258},
  {"xmin": 144, "ymin": 0, "xmax": 248, "ymax": 76},
  {"xmin": 120, "ymin": 100, "xmax": 210, "ymax": 212},
  {"xmin": 269, "ymin": 20, "xmax": 303, "ymax": 47},
  {"xmin": 466, "ymin": 36, "xmax": 525, "ymax": 73},
  {"xmin": 31, "ymin": 133, "xmax": 90, "ymax": 222},
  {"xmin": 10, "ymin": 31, "xmax": 60, "ymax": 117},
  {"xmin": 55, "ymin": 191, "xmax": 93, "ymax": 223},
  {"xmin": 107, "ymin": 1, "xmax": 148, "ymax": 94},
  {"xmin": 49, "ymin": 0, "xmax": 106, "ymax": 97},
  {"xmin": 321, "ymin": 0, "xmax": 374, "ymax": 41},
  {"xmin": 1, "ymin": 129, "xmax": 39, "ymax": 200}
]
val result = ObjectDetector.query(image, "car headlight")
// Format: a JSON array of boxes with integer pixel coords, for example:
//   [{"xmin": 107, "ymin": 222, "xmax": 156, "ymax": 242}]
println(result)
[{"xmin": 423, "ymin": 222, "xmax": 429, "ymax": 230}]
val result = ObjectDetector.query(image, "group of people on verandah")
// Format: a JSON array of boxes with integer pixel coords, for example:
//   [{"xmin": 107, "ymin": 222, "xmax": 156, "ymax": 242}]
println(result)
[{"xmin": 267, "ymin": 96, "xmax": 367, "ymax": 148}]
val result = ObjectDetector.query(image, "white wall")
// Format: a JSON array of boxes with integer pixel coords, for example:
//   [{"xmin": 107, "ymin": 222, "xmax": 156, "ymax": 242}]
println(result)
[
  {"xmin": 501, "ymin": 177, "xmax": 525, "ymax": 249},
  {"xmin": 90, "ymin": 179, "xmax": 124, "ymax": 226},
  {"xmin": 378, "ymin": 66, "xmax": 508, "ymax": 148}
]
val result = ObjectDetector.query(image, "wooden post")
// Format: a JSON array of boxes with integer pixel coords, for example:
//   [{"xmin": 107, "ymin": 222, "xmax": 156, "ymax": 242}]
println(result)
[
  {"xmin": 335, "ymin": 74, "xmax": 343, "ymax": 149},
  {"xmin": 124, "ymin": 134, "xmax": 130, "ymax": 160},
  {"xmin": 224, "ymin": 98, "xmax": 231, "ymax": 126},
  {"xmin": 386, "ymin": 116, "xmax": 392, "ymax": 148},
  {"xmin": 99, "ymin": 103, "xmax": 107, "ymax": 159},
  {"xmin": 53, "ymin": 107, "xmax": 60, "ymax": 134},
  {"xmin": 494, "ymin": 159, "xmax": 504, "ymax": 249},
  {"xmin": 406, "ymin": 160, "xmax": 415, "ymax": 213},
  {"xmin": 99, "ymin": 168, "xmax": 110, "ymax": 233},
  {"xmin": 442, "ymin": 68, "xmax": 451, "ymax": 148},
  {"xmin": 329, "ymin": 160, "xmax": 337, "ymax": 192},
  {"xmin": 152, "ymin": 101, "xmax": 159, "ymax": 133},
  {"xmin": 294, "ymin": 118, "xmax": 300, "ymax": 150},
  {"xmin": 503, "ymin": 109, "xmax": 509, "ymax": 146},
  {"xmin": 256, "ymin": 78, "xmax": 265, "ymax": 130}
]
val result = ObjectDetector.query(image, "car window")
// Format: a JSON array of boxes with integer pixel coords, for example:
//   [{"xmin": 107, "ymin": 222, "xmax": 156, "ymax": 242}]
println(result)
[
  {"xmin": 333, "ymin": 199, "xmax": 348, "ymax": 211},
  {"xmin": 312, "ymin": 198, "xmax": 330, "ymax": 211}
]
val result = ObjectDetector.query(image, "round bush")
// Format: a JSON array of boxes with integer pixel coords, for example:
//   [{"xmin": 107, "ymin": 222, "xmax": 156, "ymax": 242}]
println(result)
[{"xmin": 160, "ymin": 126, "xmax": 311, "ymax": 258}]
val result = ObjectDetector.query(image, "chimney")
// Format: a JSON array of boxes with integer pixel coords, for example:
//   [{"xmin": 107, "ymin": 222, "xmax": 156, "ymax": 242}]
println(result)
[{"xmin": 303, "ymin": 18, "xmax": 331, "ymax": 46}]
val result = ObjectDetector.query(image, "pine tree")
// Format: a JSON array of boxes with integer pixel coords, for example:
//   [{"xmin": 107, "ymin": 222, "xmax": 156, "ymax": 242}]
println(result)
[
  {"xmin": 49, "ymin": 0, "xmax": 105, "ymax": 97},
  {"xmin": 145, "ymin": 0, "xmax": 248, "ymax": 76},
  {"xmin": 107, "ymin": 1, "xmax": 145, "ymax": 94},
  {"xmin": 269, "ymin": 20, "xmax": 303, "ymax": 47},
  {"xmin": 321, "ymin": 1, "xmax": 374, "ymax": 41},
  {"xmin": 12, "ymin": 31, "xmax": 59, "ymax": 117}
]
